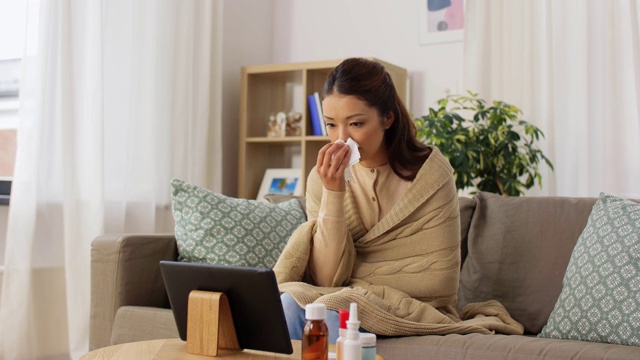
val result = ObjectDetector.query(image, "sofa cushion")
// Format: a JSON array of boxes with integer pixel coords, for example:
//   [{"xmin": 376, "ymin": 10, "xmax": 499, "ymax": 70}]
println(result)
[
  {"xmin": 458, "ymin": 192, "xmax": 598, "ymax": 334},
  {"xmin": 170, "ymin": 178, "xmax": 306, "ymax": 268},
  {"xmin": 110, "ymin": 306, "xmax": 178, "ymax": 345},
  {"xmin": 375, "ymin": 333, "xmax": 640, "ymax": 360},
  {"xmin": 538, "ymin": 193, "xmax": 640, "ymax": 346},
  {"xmin": 458, "ymin": 197, "xmax": 476, "ymax": 264}
]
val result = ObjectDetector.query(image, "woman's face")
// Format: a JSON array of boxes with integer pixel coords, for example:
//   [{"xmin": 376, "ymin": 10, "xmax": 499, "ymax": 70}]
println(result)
[{"xmin": 322, "ymin": 94, "xmax": 393, "ymax": 168}]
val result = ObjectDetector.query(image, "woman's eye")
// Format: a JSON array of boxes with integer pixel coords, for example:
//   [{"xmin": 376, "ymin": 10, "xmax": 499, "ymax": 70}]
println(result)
[
  {"xmin": 350, "ymin": 122, "xmax": 363, "ymax": 127},
  {"xmin": 325, "ymin": 123, "xmax": 336, "ymax": 129}
]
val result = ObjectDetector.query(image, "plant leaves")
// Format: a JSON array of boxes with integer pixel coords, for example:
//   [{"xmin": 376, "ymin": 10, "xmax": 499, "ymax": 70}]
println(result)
[{"xmin": 414, "ymin": 91, "xmax": 554, "ymax": 196}]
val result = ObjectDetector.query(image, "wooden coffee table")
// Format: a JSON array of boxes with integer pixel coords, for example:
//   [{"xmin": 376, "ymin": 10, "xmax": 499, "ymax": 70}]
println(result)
[{"xmin": 82, "ymin": 339, "xmax": 385, "ymax": 359}]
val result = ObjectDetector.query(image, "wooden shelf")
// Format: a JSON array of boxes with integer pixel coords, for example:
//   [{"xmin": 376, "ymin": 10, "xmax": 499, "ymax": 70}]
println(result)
[{"xmin": 245, "ymin": 137, "xmax": 305, "ymax": 143}]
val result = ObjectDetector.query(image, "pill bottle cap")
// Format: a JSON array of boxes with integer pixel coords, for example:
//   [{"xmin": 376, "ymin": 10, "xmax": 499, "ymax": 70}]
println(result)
[
  {"xmin": 305, "ymin": 303, "xmax": 327, "ymax": 320},
  {"xmin": 339, "ymin": 310, "xmax": 350, "ymax": 329},
  {"xmin": 359, "ymin": 333, "xmax": 376, "ymax": 347}
]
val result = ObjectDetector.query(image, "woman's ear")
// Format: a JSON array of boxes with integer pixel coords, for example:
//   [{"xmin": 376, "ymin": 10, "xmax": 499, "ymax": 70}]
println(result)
[{"xmin": 384, "ymin": 113, "xmax": 395, "ymax": 129}]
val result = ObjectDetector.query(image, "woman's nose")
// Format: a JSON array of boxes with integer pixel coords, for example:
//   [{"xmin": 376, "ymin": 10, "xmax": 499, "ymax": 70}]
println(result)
[{"xmin": 338, "ymin": 127, "xmax": 350, "ymax": 141}]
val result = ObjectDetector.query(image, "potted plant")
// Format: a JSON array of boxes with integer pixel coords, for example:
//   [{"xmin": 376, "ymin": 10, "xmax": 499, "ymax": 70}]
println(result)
[{"xmin": 415, "ymin": 91, "xmax": 553, "ymax": 196}]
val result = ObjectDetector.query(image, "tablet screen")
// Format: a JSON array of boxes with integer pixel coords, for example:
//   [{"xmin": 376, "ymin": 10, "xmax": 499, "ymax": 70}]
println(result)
[{"xmin": 160, "ymin": 260, "xmax": 293, "ymax": 354}]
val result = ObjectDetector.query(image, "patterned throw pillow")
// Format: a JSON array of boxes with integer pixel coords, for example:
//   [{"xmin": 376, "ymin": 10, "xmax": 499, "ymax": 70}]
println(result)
[
  {"xmin": 538, "ymin": 193, "xmax": 640, "ymax": 346},
  {"xmin": 171, "ymin": 178, "xmax": 306, "ymax": 268}
]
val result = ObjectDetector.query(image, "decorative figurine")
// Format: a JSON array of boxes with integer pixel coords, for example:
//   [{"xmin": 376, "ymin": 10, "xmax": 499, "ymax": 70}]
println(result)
[{"xmin": 286, "ymin": 111, "xmax": 302, "ymax": 136}]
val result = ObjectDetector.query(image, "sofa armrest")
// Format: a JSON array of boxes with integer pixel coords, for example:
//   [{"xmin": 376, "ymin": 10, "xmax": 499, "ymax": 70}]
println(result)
[{"xmin": 89, "ymin": 234, "xmax": 178, "ymax": 350}]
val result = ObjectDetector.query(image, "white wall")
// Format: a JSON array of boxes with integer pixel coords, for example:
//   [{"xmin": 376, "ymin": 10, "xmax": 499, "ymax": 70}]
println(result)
[
  {"xmin": 271, "ymin": 0, "xmax": 464, "ymax": 116},
  {"xmin": 218, "ymin": 0, "xmax": 275, "ymax": 196}
]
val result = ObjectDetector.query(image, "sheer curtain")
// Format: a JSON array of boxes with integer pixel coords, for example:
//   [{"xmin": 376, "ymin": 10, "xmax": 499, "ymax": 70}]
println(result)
[
  {"xmin": 464, "ymin": 0, "xmax": 640, "ymax": 198},
  {"xmin": 0, "ymin": 0, "xmax": 222, "ymax": 359}
]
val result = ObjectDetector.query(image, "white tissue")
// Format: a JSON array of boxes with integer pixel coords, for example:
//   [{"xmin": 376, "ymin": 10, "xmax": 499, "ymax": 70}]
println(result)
[
  {"xmin": 336, "ymin": 138, "xmax": 360, "ymax": 181},
  {"xmin": 345, "ymin": 138, "xmax": 360, "ymax": 165}
]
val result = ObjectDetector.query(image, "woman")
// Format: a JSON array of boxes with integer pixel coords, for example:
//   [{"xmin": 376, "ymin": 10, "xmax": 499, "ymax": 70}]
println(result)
[{"xmin": 275, "ymin": 58, "xmax": 523, "ymax": 343}]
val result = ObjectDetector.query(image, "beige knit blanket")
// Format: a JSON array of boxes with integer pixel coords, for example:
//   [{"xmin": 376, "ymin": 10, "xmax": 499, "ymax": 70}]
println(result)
[{"xmin": 274, "ymin": 148, "xmax": 524, "ymax": 336}]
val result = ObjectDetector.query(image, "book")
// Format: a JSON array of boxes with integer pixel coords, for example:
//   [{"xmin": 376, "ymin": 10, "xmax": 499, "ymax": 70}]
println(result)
[
  {"xmin": 313, "ymin": 92, "xmax": 327, "ymax": 136},
  {"xmin": 308, "ymin": 94, "xmax": 323, "ymax": 136}
]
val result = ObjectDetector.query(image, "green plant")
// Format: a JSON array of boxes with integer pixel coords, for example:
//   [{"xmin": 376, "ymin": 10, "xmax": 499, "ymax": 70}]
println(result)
[{"xmin": 415, "ymin": 91, "xmax": 553, "ymax": 196}]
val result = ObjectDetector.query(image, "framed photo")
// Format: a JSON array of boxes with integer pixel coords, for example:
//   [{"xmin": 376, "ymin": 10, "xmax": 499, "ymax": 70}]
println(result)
[
  {"xmin": 418, "ymin": 0, "xmax": 464, "ymax": 45},
  {"xmin": 256, "ymin": 168, "xmax": 302, "ymax": 201}
]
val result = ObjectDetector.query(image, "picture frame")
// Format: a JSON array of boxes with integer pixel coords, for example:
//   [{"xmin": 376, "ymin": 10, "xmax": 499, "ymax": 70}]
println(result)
[
  {"xmin": 417, "ymin": 0, "xmax": 464, "ymax": 45},
  {"xmin": 256, "ymin": 168, "xmax": 302, "ymax": 201}
]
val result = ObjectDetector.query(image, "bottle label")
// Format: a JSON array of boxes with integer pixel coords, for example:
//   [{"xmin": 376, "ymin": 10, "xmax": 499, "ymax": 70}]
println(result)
[{"xmin": 361, "ymin": 347, "xmax": 376, "ymax": 360}]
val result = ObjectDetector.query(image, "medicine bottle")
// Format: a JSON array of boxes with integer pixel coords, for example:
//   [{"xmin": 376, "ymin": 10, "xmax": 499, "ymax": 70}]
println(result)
[
  {"xmin": 335, "ymin": 309, "xmax": 349, "ymax": 360},
  {"xmin": 302, "ymin": 303, "xmax": 329, "ymax": 360},
  {"xmin": 342, "ymin": 303, "xmax": 361, "ymax": 360},
  {"xmin": 359, "ymin": 333, "xmax": 376, "ymax": 360}
]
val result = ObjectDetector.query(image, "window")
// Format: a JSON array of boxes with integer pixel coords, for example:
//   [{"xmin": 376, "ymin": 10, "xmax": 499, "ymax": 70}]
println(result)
[
  {"xmin": 0, "ymin": 58, "xmax": 20, "ymax": 182},
  {"xmin": 0, "ymin": 179, "xmax": 10, "ymax": 205},
  {"xmin": 0, "ymin": 0, "xmax": 27, "ymax": 204}
]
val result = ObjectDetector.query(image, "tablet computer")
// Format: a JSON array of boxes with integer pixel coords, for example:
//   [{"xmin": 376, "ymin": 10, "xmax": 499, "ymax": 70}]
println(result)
[{"xmin": 159, "ymin": 260, "xmax": 293, "ymax": 354}]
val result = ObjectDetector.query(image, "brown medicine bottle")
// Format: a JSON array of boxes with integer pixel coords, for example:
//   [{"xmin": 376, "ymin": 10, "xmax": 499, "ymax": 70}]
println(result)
[{"xmin": 301, "ymin": 303, "xmax": 329, "ymax": 360}]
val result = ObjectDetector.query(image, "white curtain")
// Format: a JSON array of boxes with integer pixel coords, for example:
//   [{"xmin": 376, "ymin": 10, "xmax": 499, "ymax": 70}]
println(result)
[
  {"xmin": 0, "ymin": 0, "xmax": 222, "ymax": 359},
  {"xmin": 464, "ymin": 0, "xmax": 640, "ymax": 199}
]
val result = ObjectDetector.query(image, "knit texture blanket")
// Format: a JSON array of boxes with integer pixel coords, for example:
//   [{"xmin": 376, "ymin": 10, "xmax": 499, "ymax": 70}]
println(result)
[{"xmin": 274, "ymin": 147, "xmax": 524, "ymax": 336}]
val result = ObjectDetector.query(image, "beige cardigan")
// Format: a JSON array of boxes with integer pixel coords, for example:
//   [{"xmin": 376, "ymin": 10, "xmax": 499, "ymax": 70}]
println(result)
[{"xmin": 274, "ymin": 147, "xmax": 524, "ymax": 336}]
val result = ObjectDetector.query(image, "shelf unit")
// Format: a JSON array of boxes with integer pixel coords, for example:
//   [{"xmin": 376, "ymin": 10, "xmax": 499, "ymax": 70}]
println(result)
[{"xmin": 238, "ymin": 59, "xmax": 407, "ymax": 199}]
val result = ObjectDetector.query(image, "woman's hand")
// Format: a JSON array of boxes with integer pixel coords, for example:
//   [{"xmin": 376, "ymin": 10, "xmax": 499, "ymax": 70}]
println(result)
[{"xmin": 316, "ymin": 141, "xmax": 351, "ymax": 192}]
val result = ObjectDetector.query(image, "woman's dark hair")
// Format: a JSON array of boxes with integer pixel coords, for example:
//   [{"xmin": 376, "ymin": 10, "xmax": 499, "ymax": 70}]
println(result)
[{"xmin": 323, "ymin": 58, "xmax": 431, "ymax": 181}]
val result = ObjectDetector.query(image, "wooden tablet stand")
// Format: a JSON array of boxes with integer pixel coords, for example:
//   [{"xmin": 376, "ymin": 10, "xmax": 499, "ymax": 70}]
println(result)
[{"xmin": 186, "ymin": 290, "xmax": 241, "ymax": 357}]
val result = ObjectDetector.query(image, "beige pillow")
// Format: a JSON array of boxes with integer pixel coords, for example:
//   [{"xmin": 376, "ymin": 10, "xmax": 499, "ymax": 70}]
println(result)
[{"xmin": 458, "ymin": 192, "xmax": 598, "ymax": 334}]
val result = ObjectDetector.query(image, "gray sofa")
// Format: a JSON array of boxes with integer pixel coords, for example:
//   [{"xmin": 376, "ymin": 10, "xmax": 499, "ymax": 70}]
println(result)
[{"xmin": 90, "ymin": 192, "xmax": 640, "ymax": 359}]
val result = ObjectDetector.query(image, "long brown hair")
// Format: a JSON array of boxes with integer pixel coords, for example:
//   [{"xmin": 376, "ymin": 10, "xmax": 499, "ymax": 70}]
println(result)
[{"xmin": 323, "ymin": 58, "xmax": 431, "ymax": 181}]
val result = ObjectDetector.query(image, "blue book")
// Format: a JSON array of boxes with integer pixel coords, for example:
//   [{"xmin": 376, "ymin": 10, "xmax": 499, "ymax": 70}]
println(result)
[
  {"xmin": 308, "ymin": 94, "xmax": 322, "ymax": 136},
  {"xmin": 313, "ymin": 92, "xmax": 327, "ymax": 136}
]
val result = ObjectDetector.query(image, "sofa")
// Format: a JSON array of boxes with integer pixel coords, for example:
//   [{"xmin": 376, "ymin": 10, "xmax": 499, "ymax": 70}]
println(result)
[{"xmin": 90, "ymin": 192, "xmax": 640, "ymax": 359}]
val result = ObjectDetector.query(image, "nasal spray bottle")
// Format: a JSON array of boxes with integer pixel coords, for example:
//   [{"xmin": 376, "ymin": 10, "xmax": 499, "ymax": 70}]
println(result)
[
  {"xmin": 342, "ymin": 303, "xmax": 362, "ymax": 360},
  {"xmin": 335, "ymin": 309, "xmax": 349, "ymax": 360}
]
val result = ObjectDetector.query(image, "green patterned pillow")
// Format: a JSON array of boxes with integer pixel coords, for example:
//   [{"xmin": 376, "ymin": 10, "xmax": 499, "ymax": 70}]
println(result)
[
  {"xmin": 170, "ymin": 178, "xmax": 306, "ymax": 268},
  {"xmin": 538, "ymin": 193, "xmax": 640, "ymax": 346}
]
